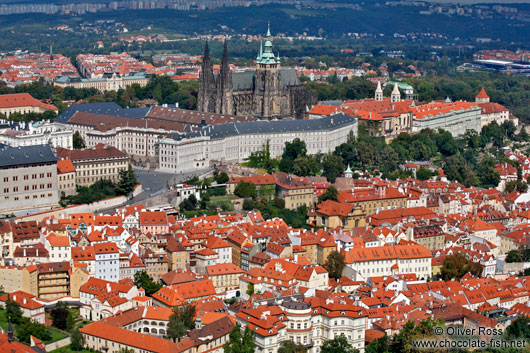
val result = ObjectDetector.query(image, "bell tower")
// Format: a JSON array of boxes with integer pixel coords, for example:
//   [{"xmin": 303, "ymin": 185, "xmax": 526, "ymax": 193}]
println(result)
[{"xmin": 254, "ymin": 22, "xmax": 282, "ymax": 119}]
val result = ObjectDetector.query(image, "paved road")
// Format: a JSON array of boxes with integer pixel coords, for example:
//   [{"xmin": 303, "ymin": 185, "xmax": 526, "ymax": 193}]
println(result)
[{"xmin": 129, "ymin": 167, "xmax": 213, "ymax": 204}]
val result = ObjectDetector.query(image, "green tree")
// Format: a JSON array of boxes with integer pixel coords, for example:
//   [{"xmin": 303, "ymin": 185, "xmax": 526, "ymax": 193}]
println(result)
[
  {"xmin": 223, "ymin": 322, "xmax": 256, "ymax": 353},
  {"xmin": 117, "ymin": 164, "xmax": 138, "ymax": 195},
  {"xmin": 273, "ymin": 198, "xmax": 285, "ymax": 209},
  {"xmin": 440, "ymin": 253, "xmax": 483, "ymax": 280},
  {"xmin": 66, "ymin": 312, "xmax": 75, "ymax": 332},
  {"xmin": 293, "ymin": 156, "xmax": 320, "ymax": 176},
  {"xmin": 246, "ymin": 283, "xmax": 254, "ymax": 296},
  {"xmin": 365, "ymin": 334, "xmax": 390, "ymax": 353},
  {"xmin": 133, "ymin": 271, "xmax": 161, "ymax": 296},
  {"xmin": 243, "ymin": 198, "xmax": 256, "ymax": 211},
  {"xmin": 415, "ymin": 168, "xmax": 432, "ymax": 181},
  {"xmin": 72, "ymin": 131, "xmax": 86, "ymax": 149},
  {"xmin": 322, "ymin": 154, "xmax": 344, "ymax": 183},
  {"xmin": 323, "ymin": 250, "xmax": 345, "ymax": 280},
  {"xmin": 70, "ymin": 328, "xmax": 86, "ymax": 351},
  {"xmin": 321, "ymin": 335, "xmax": 359, "ymax": 353},
  {"xmin": 506, "ymin": 249, "xmax": 522, "ymax": 263},
  {"xmin": 51, "ymin": 302, "xmax": 70, "ymax": 330},
  {"xmin": 318, "ymin": 186, "xmax": 339, "ymax": 203},
  {"xmin": 167, "ymin": 304, "xmax": 196, "ymax": 341},
  {"xmin": 356, "ymin": 140, "xmax": 376, "ymax": 168},
  {"xmin": 6, "ymin": 299, "xmax": 23, "ymax": 325},
  {"xmin": 505, "ymin": 316, "xmax": 530, "ymax": 339},
  {"xmin": 278, "ymin": 340, "xmax": 308, "ymax": 353},
  {"xmin": 234, "ymin": 181, "xmax": 257, "ymax": 199},
  {"xmin": 214, "ymin": 171, "xmax": 229, "ymax": 184},
  {"xmin": 378, "ymin": 146, "xmax": 399, "ymax": 175},
  {"xmin": 16, "ymin": 320, "xmax": 50, "ymax": 344}
]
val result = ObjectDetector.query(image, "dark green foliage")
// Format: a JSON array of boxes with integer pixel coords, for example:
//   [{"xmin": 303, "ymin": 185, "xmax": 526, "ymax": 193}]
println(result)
[
  {"xmin": 167, "ymin": 304, "xmax": 196, "ymax": 341},
  {"xmin": 322, "ymin": 154, "xmax": 344, "ymax": 183},
  {"xmin": 243, "ymin": 198, "xmax": 256, "ymax": 211},
  {"xmin": 60, "ymin": 165, "xmax": 137, "ymax": 206},
  {"xmin": 6, "ymin": 300, "xmax": 23, "ymax": 325},
  {"xmin": 505, "ymin": 180, "xmax": 528, "ymax": 194},
  {"xmin": 51, "ymin": 303, "xmax": 70, "ymax": 331},
  {"xmin": 133, "ymin": 271, "xmax": 161, "ymax": 297},
  {"xmin": 293, "ymin": 156, "xmax": 321, "ymax": 177},
  {"xmin": 234, "ymin": 181, "xmax": 257, "ymax": 199},
  {"xmin": 280, "ymin": 139, "xmax": 307, "ymax": 173},
  {"xmin": 278, "ymin": 340, "xmax": 308, "ymax": 353},
  {"xmin": 179, "ymin": 194, "xmax": 198, "ymax": 211},
  {"xmin": 440, "ymin": 253, "xmax": 483, "ymax": 281},
  {"xmin": 214, "ymin": 170, "xmax": 229, "ymax": 184},
  {"xmin": 223, "ymin": 322, "xmax": 256, "ymax": 353},
  {"xmin": 506, "ymin": 250, "xmax": 522, "ymax": 263},
  {"xmin": 117, "ymin": 165, "xmax": 139, "ymax": 195},
  {"xmin": 246, "ymin": 283, "xmax": 254, "ymax": 296},
  {"xmin": 66, "ymin": 312, "xmax": 75, "ymax": 332},
  {"xmin": 206, "ymin": 186, "xmax": 227, "ymax": 197},
  {"xmin": 443, "ymin": 155, "xmax": 478, "ymax": 187},
  {"xmin": 273, "ymin": 198, "xmax": 285, "ymax": 209},
  {"xmin": 505, "ymin": 316, "xmax": 530, "ymax": 339},
  {"xmin": 70, "ymin": 328, "xmax": 85, "ymax": 351},
  {"xmin": 16, "ymin": 319, "xmax": 51, "ymax": 344},
  {"xmin": 321, "ymin": 335, "xmax": 359, "ymax": 353},
  {"xmin": 318, "ymin": 186, "xmax": 339, "ymax": 203},
  {"xmin": 2, "ymin": 110, "xmax": 56, "ymax": 123},
  {"xmin": 389, "ymin": 318, "xmax": 444, "ymax": 353},
  {"xmin": 415, "ymin": 168, "xmax": 433, "ymax": 181},
  {"xmin": 323, "ymin": 250, "xmax": 345, "ymax": 280},
  {"xmin": 365, "ymin": 334, "xmax": 390, "ymax": 353},
  {"xmin": 72, "ymin": 131, "xmax": 86, "ymax": 149}
]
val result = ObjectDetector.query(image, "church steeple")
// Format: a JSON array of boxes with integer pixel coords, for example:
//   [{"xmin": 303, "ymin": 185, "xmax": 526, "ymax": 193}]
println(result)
[
  {"xmin": 198, "ymin": 40, "xmax": 216, "ymax": 113},
  {"xmin": 216, "ymin": 40, "xmax": 233, "ymax": 115},
  {"xmin": 257, "ymin": 23, "xmax": 279, "ymax": 66},
  {"xmin": 391, "ymin": 82, "xmax": 401, "ymax": 103},
  {"xmin": 375, "ymin": 81, "xmax": 383, "ymax": 101}
]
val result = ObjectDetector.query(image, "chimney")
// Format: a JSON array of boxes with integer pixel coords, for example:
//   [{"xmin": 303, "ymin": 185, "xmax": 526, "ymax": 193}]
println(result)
[{"xmin": 106, "ymin": 283, "xmax": 111, "ymax": 292}]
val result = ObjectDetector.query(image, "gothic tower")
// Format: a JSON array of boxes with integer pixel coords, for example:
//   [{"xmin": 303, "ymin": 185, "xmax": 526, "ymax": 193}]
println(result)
[
  {"xmin": 215, "ymin": 41, "xmax": 234, "ymax": 115},
  {"xmin": 198, "ymin": 41, "xmax": 216, "ymax": 113},
  {"xmin": 254, "ymin": 23, "xmax": 282, "ymax": 119}
]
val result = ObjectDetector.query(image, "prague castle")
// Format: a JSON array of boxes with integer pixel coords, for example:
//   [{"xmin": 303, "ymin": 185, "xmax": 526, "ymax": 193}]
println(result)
[{"xmin": 197, "ymin": 25, "xmax": 315, "ymax": 119}]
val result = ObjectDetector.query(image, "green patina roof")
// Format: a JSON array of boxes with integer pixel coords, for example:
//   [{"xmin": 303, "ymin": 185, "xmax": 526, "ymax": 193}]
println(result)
[
  {"xmin": 256, "ymin": 23, "xmax": 280, "ymax": 65},
  {"xmin": 383, "ymin": 81, "xmax": 413, "ymax": 91}
]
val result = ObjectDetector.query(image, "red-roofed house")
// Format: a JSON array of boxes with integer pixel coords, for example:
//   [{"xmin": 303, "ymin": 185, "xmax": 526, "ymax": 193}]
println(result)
[
  {"xmin": 206, "ymin": 263, "xmax": 244, "ymax": 296},
  {"xmin": 139, "ymin": 211, "xmax": 169, "ymax": 235},
  {"xmin": 57, "ymin": 159, "xmax": 76, "ymax": 196},
  {"xmin": 0, "ymin": 291, "xmax": 45, "ymax": 324},
  {"xmin": 94, "ymin": 242, "xmax": 119, "ymax": 281},
  {"xmin": 0, "ymin": 93, "xmax": 58, "ymax": 118}
]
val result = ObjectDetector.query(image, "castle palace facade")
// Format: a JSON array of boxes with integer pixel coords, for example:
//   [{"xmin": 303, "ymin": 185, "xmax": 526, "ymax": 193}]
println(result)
[{"xmin": 197, "ymin": 27, "xmax": 315, "ymax": 119}]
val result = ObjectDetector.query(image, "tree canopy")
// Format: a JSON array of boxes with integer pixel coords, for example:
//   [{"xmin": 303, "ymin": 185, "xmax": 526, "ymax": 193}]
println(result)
[
  {"xmin": 223, "ymin": 322, "xmax": 256, "ymax": 353},
  {"xmin": 323, "ymin": 250, "xmax": 346, "ymax": 280}
]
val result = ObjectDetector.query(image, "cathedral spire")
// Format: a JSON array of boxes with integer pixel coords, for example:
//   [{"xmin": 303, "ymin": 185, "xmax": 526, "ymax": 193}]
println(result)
[
  {"xmin": 267, "ymin": 20, "xmax": 271, "ymax": 37},
  {"xmin": 203, "ymin": 40, "xmax": 210, "ymax": 62},
  {"xmin": 221, "ymin": 40, "xmax": 229, "ymax": 68}
]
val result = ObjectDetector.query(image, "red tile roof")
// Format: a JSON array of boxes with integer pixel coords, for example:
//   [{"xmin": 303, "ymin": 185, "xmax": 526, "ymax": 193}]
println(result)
[
  {"xmin": 80, "ymin": 322, "xmax": 179, "ymax": 353},
  {"xmin": 56, "ymin": 159, "xmax": 75, "ymax": 174},
  {"xmin": 0, "ymin": 93, "xmax": 57, "ymax": 110}
]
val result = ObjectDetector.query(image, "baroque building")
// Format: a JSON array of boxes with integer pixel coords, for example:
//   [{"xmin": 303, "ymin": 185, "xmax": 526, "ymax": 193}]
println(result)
[{"xmin": 197, "ymin": 25, "xmax": 315, "ymax": 119}]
